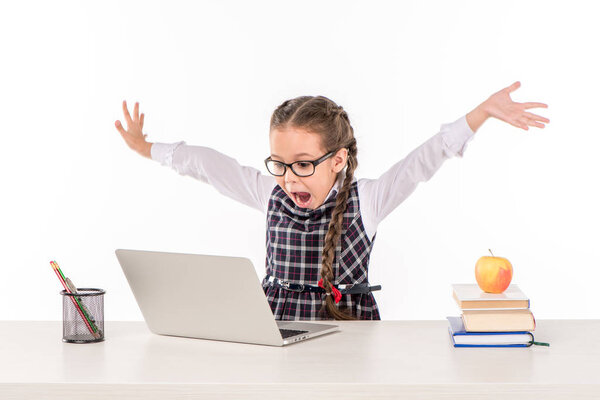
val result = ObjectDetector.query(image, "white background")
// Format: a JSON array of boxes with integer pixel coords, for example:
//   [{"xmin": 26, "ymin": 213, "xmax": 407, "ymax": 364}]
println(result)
[{"xmin": 1, "ymin": 0, "xmax": 598, "ymax": 321}]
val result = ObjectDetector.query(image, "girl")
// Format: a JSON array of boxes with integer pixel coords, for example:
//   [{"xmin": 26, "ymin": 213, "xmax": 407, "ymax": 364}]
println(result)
[{"xmin": 115, "ymin": 81, "xmax": 549, "ymax": 321}]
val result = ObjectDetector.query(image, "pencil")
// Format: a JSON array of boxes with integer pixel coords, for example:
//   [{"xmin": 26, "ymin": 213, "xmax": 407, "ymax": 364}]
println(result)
[
  {"xmin": 51, "ymin": 261, "xmax": 98, "ymax": 331},
  {"xmin": 50, "ymin": 261, "xmax": 100, "ymax": 338},
  {"xmin": 51, "ymin": 261, "xmax": 99, "ymax": 337}
]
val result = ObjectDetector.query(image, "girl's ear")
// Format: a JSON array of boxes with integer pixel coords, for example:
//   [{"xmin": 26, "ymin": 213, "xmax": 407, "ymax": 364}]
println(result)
[{"xmin": 331, "ymin": 148, "xmax": 348, "ymax": 173}]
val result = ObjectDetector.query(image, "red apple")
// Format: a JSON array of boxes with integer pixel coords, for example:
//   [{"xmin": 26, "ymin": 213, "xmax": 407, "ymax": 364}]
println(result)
[{"xmin": 475, "ymin": 249, "xmax": 513, "ymax": 293}]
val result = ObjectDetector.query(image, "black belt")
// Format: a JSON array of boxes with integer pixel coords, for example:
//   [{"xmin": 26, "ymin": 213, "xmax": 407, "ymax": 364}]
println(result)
[{"xmin": 266, "ymin": 275, "xmax": 381, "ymax": 295}]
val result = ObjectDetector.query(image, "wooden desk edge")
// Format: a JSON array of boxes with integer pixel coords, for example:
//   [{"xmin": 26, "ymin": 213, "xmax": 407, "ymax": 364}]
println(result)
[{"xmin": 2, "ymin": 382, "xmax": 599, "ymax": 400}]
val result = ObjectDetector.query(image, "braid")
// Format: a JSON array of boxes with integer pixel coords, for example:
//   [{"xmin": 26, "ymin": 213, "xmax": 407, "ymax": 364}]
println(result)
[{"xmin": 318, "ymin": 140, "xmax": 358, "ymax": 320}]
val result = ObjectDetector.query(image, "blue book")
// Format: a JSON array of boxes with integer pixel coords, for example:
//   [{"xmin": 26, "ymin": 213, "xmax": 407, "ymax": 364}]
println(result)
[{"xmin": 447, "ymin": 316, "xmax": 534, "ymax": 348}]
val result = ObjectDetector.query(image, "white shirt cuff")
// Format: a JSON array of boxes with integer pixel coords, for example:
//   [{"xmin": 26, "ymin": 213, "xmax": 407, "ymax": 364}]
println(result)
[
  {"xmin": 151, "ymin": 141, "xmax": 186, "ymax": 167},
  {"xmin": 440, "ymin": 114, "xmax": 475, "ymax": 158}
]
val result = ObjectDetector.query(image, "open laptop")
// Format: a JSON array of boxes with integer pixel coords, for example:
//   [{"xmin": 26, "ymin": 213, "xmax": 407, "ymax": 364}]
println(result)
[{"xmin": 115, "ymin": 249, "xmax": 339, "ymax": 346}]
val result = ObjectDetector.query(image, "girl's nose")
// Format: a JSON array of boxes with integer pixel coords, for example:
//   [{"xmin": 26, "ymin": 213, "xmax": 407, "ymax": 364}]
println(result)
[{"xmin": 284, "ymin": 167, "xmax": 297, "ymax": 183}]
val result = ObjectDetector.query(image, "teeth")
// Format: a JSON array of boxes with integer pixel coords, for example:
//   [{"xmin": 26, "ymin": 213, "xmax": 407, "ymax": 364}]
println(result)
[{"xmin": 294, "ymin": 192, "xmax": 310, "ymax": 205}]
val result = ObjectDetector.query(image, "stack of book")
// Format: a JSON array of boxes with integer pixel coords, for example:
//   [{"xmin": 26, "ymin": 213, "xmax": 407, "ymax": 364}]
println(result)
[{"xmin": 447, "ymin": 283, "xmax": 538, "ymax": 348}]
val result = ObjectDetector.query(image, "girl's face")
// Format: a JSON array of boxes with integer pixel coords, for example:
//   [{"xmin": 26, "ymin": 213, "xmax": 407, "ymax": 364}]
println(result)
[{"xmin": 269, "ymin": 126, "xmax": 348, "ymax": 210}]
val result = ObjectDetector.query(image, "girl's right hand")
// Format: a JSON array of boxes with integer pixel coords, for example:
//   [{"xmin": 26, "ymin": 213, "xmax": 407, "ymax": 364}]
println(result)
[{"xmin": 115, "ymin": 100, "xmax": 152, "ymax": 159}]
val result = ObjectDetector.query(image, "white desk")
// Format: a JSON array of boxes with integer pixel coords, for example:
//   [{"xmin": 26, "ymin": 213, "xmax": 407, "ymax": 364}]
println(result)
[{"xmin": 1, "ymin": 320, "xmax": 599, "ymax": 399}]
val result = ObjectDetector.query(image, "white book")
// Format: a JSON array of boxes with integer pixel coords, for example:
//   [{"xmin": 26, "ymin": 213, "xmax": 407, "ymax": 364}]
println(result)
[{"xmin": 452, "ymin": 283, "xmax": 530, "ymax": 310}]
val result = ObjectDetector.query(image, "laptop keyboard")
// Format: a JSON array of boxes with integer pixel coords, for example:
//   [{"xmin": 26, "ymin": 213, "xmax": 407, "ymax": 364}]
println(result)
[{"xmin": 279, "ymin": 328, "xmax": 309, "ymax": 339}]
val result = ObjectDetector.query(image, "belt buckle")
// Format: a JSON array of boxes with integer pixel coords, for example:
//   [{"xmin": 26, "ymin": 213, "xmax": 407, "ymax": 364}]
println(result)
[
  {"xmin": 288, "ymin": 283, "xmax": 305, "ymax": 292},
  {"xmin": 280, "ymin": 280, "xmax": 305, "ymax": 293}
]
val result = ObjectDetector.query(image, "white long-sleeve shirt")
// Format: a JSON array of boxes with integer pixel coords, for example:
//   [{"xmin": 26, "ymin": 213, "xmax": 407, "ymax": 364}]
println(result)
[{"xmin": 151, "ymin": 114, "xmax": 475, "ymax": 241}]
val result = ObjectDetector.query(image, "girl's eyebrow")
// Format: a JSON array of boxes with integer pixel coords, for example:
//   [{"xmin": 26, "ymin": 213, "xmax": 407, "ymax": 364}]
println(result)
[{"xmin": 271, "ymin": 152, "xmax": 316, "ymax": 159}]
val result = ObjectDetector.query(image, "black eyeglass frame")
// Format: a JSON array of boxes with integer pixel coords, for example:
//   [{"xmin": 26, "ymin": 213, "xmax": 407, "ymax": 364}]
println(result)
[{"xmin": 264, "ymin": 151, "xmax": 335, "ymax": 177}]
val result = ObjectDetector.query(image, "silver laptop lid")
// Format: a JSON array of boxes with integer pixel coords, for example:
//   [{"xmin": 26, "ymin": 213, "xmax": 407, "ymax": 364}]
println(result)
[{"xmin": 115, "ymin": 249, "xmax": 286, "ymax": 346}]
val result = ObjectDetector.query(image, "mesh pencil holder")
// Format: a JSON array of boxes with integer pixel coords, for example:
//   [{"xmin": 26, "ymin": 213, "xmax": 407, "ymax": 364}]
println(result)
[{"xmin": 61, "ymin": 288, "xmax": 105, "ymax": 343}]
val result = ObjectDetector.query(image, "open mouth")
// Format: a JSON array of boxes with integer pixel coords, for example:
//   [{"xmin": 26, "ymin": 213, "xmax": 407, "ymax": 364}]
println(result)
[{"xmin": 292, "ymin": 192, "xmax": 312, "ymax": 208}]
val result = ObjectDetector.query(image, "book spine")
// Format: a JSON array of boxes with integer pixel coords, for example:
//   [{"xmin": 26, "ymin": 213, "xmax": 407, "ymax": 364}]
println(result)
[
  {"xmin": 460, "ymin": 307, "xmax": 530, "ymax": 311},
  {"xmin": 454, "ymin": 343, "xmax": 530, "ymax": 348},
  {"xmin": 450, "ymin": 332, "xmax": 535, "ymax": 348}
]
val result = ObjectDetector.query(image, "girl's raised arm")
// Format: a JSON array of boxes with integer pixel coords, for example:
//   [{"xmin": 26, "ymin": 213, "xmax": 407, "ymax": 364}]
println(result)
[
  {"xmin": 359, "ymin": 81, "xmax": 549, "ymax": 233},
  {"xmin": 115, "ymin": 100, "xmax": 276, "ymax": 213}
]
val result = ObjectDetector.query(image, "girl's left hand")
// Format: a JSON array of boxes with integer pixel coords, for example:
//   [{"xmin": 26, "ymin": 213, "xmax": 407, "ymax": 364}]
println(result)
[{"xmin": 483, "ymin": 81, "xmax": 550, "ymax": 130}]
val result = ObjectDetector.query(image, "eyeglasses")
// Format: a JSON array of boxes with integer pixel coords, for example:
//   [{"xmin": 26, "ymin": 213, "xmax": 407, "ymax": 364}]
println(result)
[{"xmin": 264, "ymin": 151, "xmax": 334, "ymax": 177}]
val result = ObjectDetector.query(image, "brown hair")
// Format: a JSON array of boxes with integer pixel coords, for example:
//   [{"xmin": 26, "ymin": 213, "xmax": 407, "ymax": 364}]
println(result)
[{"xmin": 270, "ymin": 96, "xmax": 358, "ymax": 320}]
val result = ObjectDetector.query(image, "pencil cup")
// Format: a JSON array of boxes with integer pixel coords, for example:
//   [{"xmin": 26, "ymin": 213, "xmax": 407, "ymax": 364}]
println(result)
[{"xmin": 61, "ymin": 288, "xmax": 105, "ymax": 343}]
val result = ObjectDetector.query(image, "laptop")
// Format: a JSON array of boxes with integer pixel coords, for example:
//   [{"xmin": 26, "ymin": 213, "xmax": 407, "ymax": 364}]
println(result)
[{"xmin": 115, "ymin": 249, "xmax": 339, "ymax": 346}]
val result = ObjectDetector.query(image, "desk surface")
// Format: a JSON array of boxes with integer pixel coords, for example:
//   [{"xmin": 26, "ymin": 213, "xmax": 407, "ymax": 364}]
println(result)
[{"xmin": 1, "ymin": 320, "xmax": 599, "ymax": 399}]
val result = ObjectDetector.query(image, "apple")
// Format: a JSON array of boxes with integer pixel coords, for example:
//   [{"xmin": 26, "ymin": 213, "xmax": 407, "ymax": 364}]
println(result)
[{"xmin": 475, "ymin": 249, "xmax": 513, "ymax": 293}]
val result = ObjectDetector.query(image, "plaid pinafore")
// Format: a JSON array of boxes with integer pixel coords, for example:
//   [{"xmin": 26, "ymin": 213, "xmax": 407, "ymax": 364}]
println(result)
[{"xmin": 261, "ymin": 181, "xmax": 381, "ymax": 320}]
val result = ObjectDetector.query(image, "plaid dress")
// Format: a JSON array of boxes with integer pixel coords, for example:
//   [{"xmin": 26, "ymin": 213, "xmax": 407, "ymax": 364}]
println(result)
[{"xmin": 261, "ymin": 181, "xmax": 381, "ymax": 320}]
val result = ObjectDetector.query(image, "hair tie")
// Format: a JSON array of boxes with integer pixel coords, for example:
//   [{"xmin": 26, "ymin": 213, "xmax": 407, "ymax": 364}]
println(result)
[{"xmin": 318, "ymin": 278, "xmax": 342, "ymax": 304}]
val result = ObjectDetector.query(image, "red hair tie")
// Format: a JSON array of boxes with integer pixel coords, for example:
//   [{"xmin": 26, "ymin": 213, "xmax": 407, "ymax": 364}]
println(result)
[{"xmin": 318, "ymin": 279, "xmax": 342, "ymax": 304}]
